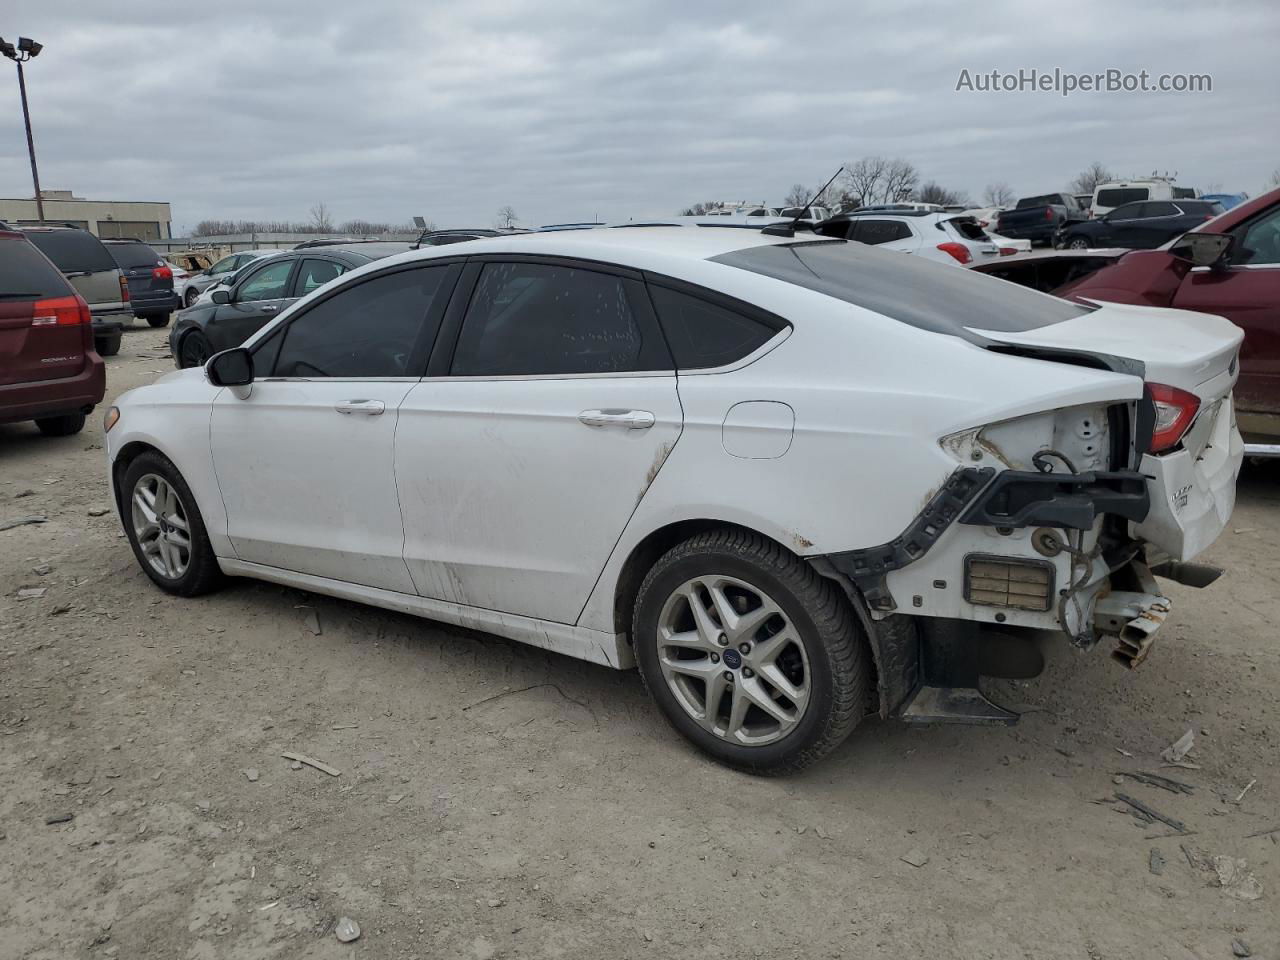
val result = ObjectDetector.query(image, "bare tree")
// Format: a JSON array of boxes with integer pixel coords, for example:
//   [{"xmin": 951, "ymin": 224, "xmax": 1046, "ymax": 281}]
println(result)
[
  {"xmin": 1268, "ymin": 168, "xmax": 1280, "ymax": 188},
  {"xmin": 309, "ymin": 201, "xmax": 334, "ymax": 233},
  {"xmin": 842, "ymin": 157, "xmax": 888, "ymax": 207},
  {"xmin": 882, "ymin": 158, "xmax": 919, "ymax": 203},
  {"xmin": 1068, "ymin": 162, "xmax": 1114, "ymax": 196},
  {"xmin": 982, "ymin": 182, "xmax": 1015, "ymax": 207},
  {"xmin": 784, "ymin": 183, "xmax": 812, "ymax": 207},
  {"xmin": 1203, "ymin": 182, "xmax": 1223, "ymax": 195},
  {"xmin": 843, "ymin": 156, "xmax": 919, "ymax": 206},
  {"xmin": 495, "ymin": 205, "xmax": 519, "ymax": 229},
  {"xmin": 679, "ymin": 200, "xmax": 723, "ymax": 216},
  {"xmin": 916, "ymin": 182, "xmax": 969, "ymax": 207}
]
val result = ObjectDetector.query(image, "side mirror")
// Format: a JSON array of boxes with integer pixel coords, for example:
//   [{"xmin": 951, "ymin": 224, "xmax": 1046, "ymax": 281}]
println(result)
[
  {"xmin": 1170, "ymin": 233, "xmax": 1234, "ymax": 270},
  {"xmin": 211, "ymin": 289, "xmax": 231, "ymax": 304},
  {"xmin": 205, "ymin": 347, "xmax": 253, "ymax": 386}
]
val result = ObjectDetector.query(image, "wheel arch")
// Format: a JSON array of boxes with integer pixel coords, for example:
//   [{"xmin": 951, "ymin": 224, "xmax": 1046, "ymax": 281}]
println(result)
[{"xmin": 610, "ymin": 517, "xmax": 912, "ymax": 719}]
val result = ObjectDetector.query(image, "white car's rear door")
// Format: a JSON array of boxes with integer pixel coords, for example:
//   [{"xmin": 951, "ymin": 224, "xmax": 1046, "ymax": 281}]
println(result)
[{"xmin": 396, "ymin": 258, "xmax": 682, "ymax": 624}]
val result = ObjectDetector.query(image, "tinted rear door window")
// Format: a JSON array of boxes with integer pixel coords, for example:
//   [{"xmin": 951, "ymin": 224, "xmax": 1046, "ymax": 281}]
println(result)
[
  {"xmin": 274, "ymin": 266, "xmax": 450, "ymax": 378},
  {"xmin": 24, "ymin": 231, "xmax": 116, "ymax": 273},
  {"xmin": 294, "ymin": 259, "xmax": 349, "ymax": 296},
  {"xmin": 851, "ymin": 219, "xmax": 913, "ymax": 244},
  {"xmin": 648, "ymin": 285, "xmax": 784, "ymax": 369},
  {"xmin": 0, "ymin": 239, "xmax": 73, "ymax": 298},
  {"xmin": 451, "ymin": 262, "xmax": 663, "ymax": 376}
]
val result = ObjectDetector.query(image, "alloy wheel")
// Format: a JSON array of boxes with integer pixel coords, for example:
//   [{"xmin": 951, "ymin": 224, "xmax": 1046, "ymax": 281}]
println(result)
[
  {"xmin": 131, "ymin": 473, "xmax": 192, "ymax": 580},
  {"xmin": 656, "ymin": 575, "xmax": 810, "ymax": 746}
]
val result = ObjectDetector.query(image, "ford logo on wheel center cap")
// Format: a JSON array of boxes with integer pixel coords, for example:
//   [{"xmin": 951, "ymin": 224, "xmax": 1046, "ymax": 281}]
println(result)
[{"xmin": 722, "ymin": 648, "xmax": 743, "ymax": 670}]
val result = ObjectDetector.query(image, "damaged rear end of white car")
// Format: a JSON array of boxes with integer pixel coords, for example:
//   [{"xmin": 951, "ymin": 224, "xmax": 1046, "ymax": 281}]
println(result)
[{"xmin": 717, "ymin": 239, "xmax": 1244, "ymax": 726}]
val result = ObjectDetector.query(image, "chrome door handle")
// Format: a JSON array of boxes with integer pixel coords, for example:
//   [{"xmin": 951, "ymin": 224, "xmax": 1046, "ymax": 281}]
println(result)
[
  {"xmin": 260, "ymin": 305, "xmax": 278, "ymax": 313},
  {"xmin": 578, "ymin": 409, "xmax": 655, "ymax": 429},
  {"xmin": 335, "ymin": 399, "xmax": 385, "ymax": 416}
]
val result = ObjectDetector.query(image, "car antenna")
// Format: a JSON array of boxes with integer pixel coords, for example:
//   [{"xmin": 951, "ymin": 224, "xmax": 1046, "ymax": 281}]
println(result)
[{"xmin": 762, "ymin": 167, "xmax": 844, "ymax": 237}]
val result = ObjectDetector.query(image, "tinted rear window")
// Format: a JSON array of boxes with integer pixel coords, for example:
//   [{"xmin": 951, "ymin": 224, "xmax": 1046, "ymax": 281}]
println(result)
[
  {"xmin": 0, "ymin": 238, "xmax": 73, "ymax": 299},
  {"xmin": 1172, "ymin": 187, "xmax": 1197, "ymax": 199},
  {"xmin": 712, "ymin": 240, "xmax": 1092, "ymax": 341},
  {"xmin": 105, "ymin": 241, "xmax": 162, "ymax": 268},
  {"xmin": 1016, "ymin": 195, "xmax": 1062, "ymax": 208},
  {"xmin": 24, "ymin": 230, "xmax": 116, "ymax": 273},
  {"xmin": 1097, "ymin": 188, "xmax": 1148, "ymax": 208}
]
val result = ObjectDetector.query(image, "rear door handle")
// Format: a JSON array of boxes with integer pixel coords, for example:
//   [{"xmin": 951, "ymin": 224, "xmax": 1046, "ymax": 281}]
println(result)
[
  {"xmin": 578, "ymin": 409, "xmax": 655, "ymax": 430},
  {"xmin": 260, "ymin": 304, "xmax": 278, "ymax": 313},
  {"xmin": 335, "ymin": 399, "xmax": 385, "ymax": 416}
]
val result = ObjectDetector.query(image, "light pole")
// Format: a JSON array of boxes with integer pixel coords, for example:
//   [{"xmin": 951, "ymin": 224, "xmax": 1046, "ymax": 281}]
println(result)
[{"xmin": 1, "ymin": 36, "xmax": 46, "ymax": 222}]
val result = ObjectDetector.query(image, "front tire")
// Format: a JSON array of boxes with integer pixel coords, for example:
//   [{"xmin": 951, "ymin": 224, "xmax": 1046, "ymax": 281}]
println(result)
[
  {"xmin": 96, "ymin": 334, "xmax": 121, "ymax": 357},
  {"xmin": 1064, "ymin": 235, "xmax": 1090, "ymax": 250},
  {"xmin": 178, "ymin": 331, "xmax": 213, "ymax": 369},
  {"xmin": 633, "ymin": 529, "xmax": 869, "ymax": 775},
  {"xmin": 121, "ymin": 451, "xmax": 223, "ymax": 596},
  {"xmin": 184, "ymin": 288, "xmax": 201, "ymax": 308}
]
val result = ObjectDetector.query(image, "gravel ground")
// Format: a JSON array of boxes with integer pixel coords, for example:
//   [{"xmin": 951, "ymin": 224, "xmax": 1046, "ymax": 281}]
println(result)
[{"xmin": 2, "ymin": 326, "xmax": 1278, "ymax": 959}]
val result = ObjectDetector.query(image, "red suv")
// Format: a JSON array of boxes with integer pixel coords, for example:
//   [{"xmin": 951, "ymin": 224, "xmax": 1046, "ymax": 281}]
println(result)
[{"xmin": 0, "ymin": 229, "xmax": 106, "ymax": 436}]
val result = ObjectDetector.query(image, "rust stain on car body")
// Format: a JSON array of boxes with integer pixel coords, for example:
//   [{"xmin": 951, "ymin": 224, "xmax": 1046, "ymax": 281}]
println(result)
[{"xmin": 793, "ymin": 533, "xmax": 814, "ymax": 550}]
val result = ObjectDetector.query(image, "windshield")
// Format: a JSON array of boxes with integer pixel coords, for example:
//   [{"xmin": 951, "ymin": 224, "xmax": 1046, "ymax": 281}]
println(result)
[
  {"xmin": 24, "ymin": 230, "xmax": 116, "ymax": 274},
  {"xmin": 712, "ymin": 240, "xmax": 1092, "ymax": 341}
]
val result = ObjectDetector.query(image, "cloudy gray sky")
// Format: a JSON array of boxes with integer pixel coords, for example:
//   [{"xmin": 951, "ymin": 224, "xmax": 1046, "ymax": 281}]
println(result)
[{"xmin": 2, "ymin": 0, "xmax": 1277, "ymax": 232}]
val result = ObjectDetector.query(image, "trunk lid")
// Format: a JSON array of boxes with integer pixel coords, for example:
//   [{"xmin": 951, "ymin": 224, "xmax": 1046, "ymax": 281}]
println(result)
[{"xmin": 966, "ymin": 300, "xmax": 1243, "ymax": 403}]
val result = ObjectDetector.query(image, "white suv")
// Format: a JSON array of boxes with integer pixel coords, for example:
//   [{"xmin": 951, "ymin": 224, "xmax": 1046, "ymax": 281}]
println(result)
[
  {"xmin": 816, "ymin": 210, "xmax": 1002, "ymax": 265},
  {"xmin": 104, "ymin": 227, "xmax": 1242, "ymax": 773}
]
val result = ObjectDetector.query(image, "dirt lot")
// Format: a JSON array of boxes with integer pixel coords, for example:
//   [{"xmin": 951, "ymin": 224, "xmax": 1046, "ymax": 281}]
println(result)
[{"xmin": 2, "ymin": 326, "xmax": 1278, "ymax": 960}]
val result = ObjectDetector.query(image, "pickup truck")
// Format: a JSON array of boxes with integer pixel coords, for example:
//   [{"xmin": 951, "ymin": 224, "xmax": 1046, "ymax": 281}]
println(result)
[{"xmin": 996, "ymin": 193, "xmax": 1087, "ymax": 246}]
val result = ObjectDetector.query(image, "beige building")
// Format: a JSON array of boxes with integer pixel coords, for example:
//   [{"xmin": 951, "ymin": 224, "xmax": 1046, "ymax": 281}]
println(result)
[{"xmin": 0, "ymin": 190, "xmax": 172, "ymax": 241}]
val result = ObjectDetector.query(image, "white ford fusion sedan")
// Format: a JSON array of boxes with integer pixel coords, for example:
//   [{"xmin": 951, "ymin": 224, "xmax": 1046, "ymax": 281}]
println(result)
[{"xmin": 104, "ymin": 225, "xmax": 1243, "ymax": 773}]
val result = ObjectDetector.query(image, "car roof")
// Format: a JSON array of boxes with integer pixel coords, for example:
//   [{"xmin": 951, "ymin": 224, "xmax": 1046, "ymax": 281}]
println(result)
[{"xmin": 357, "ymin": 226, "xmax": 828, "ymax": 279}]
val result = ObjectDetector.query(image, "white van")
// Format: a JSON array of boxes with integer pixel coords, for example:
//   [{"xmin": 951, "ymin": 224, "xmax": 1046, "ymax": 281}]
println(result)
[{"xmin": 1091, "ymin": 178, "xmax": 1200, "ymax": 217}]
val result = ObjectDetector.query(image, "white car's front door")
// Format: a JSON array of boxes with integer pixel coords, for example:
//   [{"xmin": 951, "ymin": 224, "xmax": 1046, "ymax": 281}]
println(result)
[
  {"xmin": 209, "ymin": 263, "xmax": 459, "ymax": 593},
  {"xmin": 396, "ymin": 259, "xmax": 682, "ymax": 624}
]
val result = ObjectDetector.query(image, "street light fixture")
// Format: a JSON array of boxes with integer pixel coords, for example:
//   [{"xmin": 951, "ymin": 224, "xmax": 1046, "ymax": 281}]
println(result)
[{"xmin": 2, "ymin": 34, "xmax": 46, "ymax": 222}]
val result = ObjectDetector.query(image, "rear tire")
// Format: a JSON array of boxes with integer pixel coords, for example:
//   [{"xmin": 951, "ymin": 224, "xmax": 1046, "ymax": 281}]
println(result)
[
  {"xmin": 96, "ymin": 334, "xmax": 121, "ymax": 357},
  {"xmin": 121, "ymin": 451, "xmax": 223, "ymax": 597},
  {"xmin": 633, "ymin": 528, "xmax": 869, "ymax": 775},
  {"xmin": 146, "ymin": 313, "xmax": 171, "ymax": 328},
  {"xmin": 35, "ymin": 413, "xmax": 86, "ymax": 437},
  {"xmin": 1064, "ymin": 235, "xmax": 1090, "ymax": 250}
]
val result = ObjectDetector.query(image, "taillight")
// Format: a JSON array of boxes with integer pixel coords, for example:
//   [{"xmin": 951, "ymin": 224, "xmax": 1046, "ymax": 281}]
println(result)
[
  {"xmin": 999, "ymin": 246, "xmax": 1017, "ymax": 257},
  {"xmin": 153, "ymin": 265, "xmax": 172, "ymax": 280},
  {"xmin": 936, "ymin": 241, "xmax": 971, "ymax": 264},
  {"xmin": 1147, "ymin": 383, "xmax": 1201, "ymax": 453},
  {"xmin": 31, "ymin": 295, "xmax": 90, "ymax": 327},
  {"xmin": 1044, "ymin": 208, "xmax": 1054, "ymax": 221},
  {"xmin": 119, "ymin": 275, "xmax": 130, "ymax": 302}
]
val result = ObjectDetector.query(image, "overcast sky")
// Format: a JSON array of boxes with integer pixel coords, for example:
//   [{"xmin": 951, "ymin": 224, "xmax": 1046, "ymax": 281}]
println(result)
[{"xmin": 2, "ymin": 0, "xmax": 1277, "ymax": 232}]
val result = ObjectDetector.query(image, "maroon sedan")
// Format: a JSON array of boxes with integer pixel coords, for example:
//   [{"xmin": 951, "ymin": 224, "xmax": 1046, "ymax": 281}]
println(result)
[
  {"xmin": 0, "ymin": 228, "xmax": 106, "ymax": 436},
  {"xmin": 973, "ymin": 188, "xmax": 1280, "ymax": 456}
]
